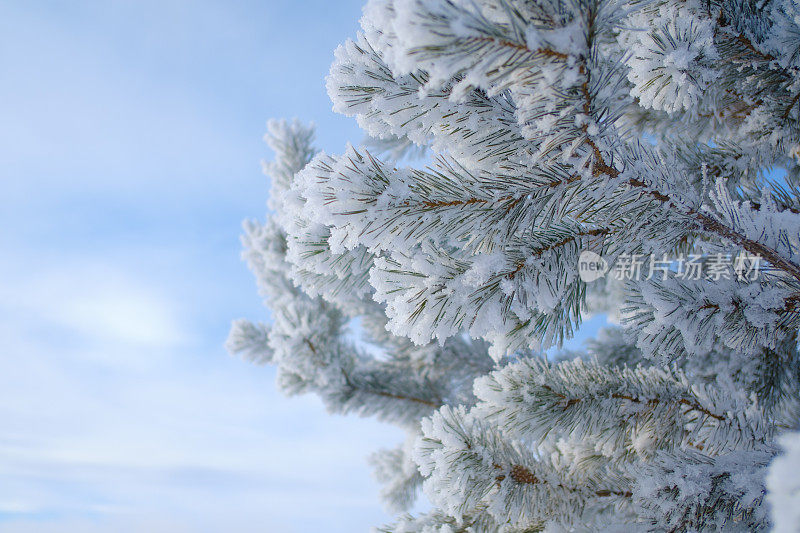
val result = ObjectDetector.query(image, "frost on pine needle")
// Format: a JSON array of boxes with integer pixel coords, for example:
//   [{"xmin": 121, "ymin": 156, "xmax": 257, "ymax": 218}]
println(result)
[
  {"xmin": 619, "ymin": 1, "xmax": 721, "ymax": 114},
  {"xmin": 230, "ymin": 0, "xmax": 800, "ymax": 529}
]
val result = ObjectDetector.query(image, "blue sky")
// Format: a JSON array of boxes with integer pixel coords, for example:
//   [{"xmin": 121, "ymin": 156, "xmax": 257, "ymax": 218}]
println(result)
[
  {"xmin": 0, "ymin": 1, "xmax": 409, "ymax": 531},
  {"xmin": 0, "ymin": 2, "xmax": 608, "ymax": 531}
]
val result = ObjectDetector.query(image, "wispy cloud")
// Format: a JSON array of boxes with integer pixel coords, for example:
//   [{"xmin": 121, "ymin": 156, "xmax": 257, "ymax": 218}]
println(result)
[{"xmin": 0, "ymin": 252, "xmax": 403, "ymax": 530}]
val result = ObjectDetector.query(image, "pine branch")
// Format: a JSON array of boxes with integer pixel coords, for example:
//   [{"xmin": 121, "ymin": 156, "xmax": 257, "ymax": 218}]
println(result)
[
  {"xmin": 588, "ymin": 139, "xmax": 800, "ymax": 286},
  {"xmin": 339, "ymin": 368, "xmax": 442, "ymax": 409},
  {"xmin": 232, "ymin": 3, "xmax": 800, "ymax": 529},
  {"xmin": 474, "ymin": 358, "xmax": 762, "ymax": 458}
]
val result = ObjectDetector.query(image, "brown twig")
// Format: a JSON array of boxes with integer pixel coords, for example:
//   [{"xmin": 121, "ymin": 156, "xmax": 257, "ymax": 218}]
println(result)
[
  {"xmin": 339, "ymin": 369, "xmax": 440, "ymax": 409},
  {"xmin": 494, "ymin": 462, "xmax": 632, "ymax": 498},
  {"xmin": 783, "ymin": 92, "xmax": 800, "ymax": 120},
  {"xmin": 466, "ymin": 36, "xmax": 568, "ymax": 61},
  {"xmin": 542, "ymin": 385, "xmax": 726, "ymax": 422}
]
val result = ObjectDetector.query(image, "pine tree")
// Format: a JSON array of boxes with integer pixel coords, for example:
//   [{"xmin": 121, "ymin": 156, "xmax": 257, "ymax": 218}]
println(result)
[{"xmin": 229, "ymin": 1, "xmax": 800, "ymax": 530}]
